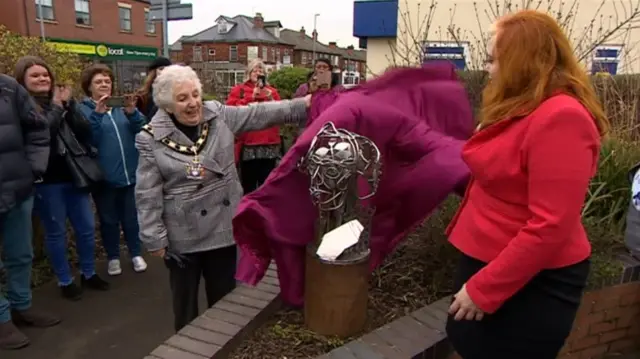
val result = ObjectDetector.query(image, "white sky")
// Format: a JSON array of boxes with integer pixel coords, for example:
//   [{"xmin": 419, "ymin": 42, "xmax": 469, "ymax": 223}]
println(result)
[{"xmin": 167, "ymin": 0, "xmax": 360, "ymax": 48}]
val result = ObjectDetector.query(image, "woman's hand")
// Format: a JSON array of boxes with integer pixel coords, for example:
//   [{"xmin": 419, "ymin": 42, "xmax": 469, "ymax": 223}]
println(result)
[
  {"xmin": 95, "ymin": 95, "xmax": 109, "ymax": 114},
  {"xmin": 150, "ymin": 248, "xmax": 166, "ymax": 258},
  {"xmin": 304, "ymin": 94, "xmax": 312, "ymax": 108},
  {"xmin": 263, "ymin": 88, "xmax": 273, "ymax": 100},
  {"xmin": 124, "ymin": 94, "xmax": 136, "ymax": 114},
  {"xmin": 449, "ymin": 284, "xmax": 485, "ymax": 321},
  {"xmin": 52, "ymin": 85, "xmax": 72, "ymax": 106}
]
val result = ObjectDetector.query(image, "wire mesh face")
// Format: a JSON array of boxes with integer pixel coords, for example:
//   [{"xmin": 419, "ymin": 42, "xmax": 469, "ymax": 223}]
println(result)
[{"xmin": 299, "ymin": 122, "xmax": 382, "ymax": 213}]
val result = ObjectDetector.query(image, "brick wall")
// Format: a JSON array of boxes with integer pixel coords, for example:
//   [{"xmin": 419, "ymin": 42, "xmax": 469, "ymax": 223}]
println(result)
[
  {"xmin": 0, "ymin": 0, "xmax": 161, "ymax": 49},
  {"xmin": 181, "ymin": 42, "xmax": 295, "ymax": 65},
  {"xmin": 559, "ymin": 281, "xmax": 640, "ymax": 358}
]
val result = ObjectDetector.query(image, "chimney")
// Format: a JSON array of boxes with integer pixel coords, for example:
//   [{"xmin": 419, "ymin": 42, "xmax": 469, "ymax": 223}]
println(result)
[
  {"xmin": 300, "ymin": 26, "xmax": 306, "ymax": 38},
  {"xmin": 253, "ymin": 12, "xmax": 264, "ymax": 28},
  {"xmin": 312, "ymin": 29, "xmax": 318, "ymax": 41},
  {"xmin": 328, "ymin": 41, "xmax": 337, "ymax": 49}
]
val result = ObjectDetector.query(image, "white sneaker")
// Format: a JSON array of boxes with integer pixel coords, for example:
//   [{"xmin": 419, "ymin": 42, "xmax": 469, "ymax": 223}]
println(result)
[
  {"xmin": 132, "ymin": 256, "xmax": 148, "ymax": 273},
  {"xmin": 107, "ymin": 259, "xmax": 122, "ymax": 276}
]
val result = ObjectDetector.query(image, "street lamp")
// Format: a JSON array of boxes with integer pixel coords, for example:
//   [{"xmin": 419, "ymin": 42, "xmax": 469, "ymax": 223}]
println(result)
[{"xmin": 312, "ymin": 13, "xmax": 320, "ymax": 63}]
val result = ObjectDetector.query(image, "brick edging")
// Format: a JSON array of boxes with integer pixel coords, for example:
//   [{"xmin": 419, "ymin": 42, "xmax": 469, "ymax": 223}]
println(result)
[
  {"xmin": 315, "ymin": 296, "xmax": 453, "ymax": 359},
  {"xmin": 147, "ymin": 263, "xmax": 281, "ymax": 359}
]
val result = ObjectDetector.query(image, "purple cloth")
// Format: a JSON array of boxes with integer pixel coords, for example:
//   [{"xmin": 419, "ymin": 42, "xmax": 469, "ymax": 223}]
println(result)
[{"xmin": 234, "ymin": 64, "xmax": 474, "ymax": 306}]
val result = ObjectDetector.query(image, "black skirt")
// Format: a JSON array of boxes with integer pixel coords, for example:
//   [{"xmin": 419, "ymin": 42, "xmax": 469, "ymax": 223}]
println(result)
[{"xmin": 446, "ymin": 253, "xmax": 590, "ymax": 359}]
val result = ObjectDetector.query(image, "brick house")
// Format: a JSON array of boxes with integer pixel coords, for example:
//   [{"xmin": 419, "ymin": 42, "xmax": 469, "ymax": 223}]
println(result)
[
  {"xmin": 173, "ymin": 13, "xmax": 295, "ymax": 94},
  {"xmin": 0, "ymin": 0, "xmax": 163, "ymax": 92},
  {"xmin": 279, "ymin": 28, "xmax": 342, "ymax": 70}
]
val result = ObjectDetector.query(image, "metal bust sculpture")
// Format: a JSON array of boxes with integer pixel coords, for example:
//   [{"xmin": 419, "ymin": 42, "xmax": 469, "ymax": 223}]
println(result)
[{"xmin": 298, "ymin": 121, "xmax": 382, "ymax": 262}]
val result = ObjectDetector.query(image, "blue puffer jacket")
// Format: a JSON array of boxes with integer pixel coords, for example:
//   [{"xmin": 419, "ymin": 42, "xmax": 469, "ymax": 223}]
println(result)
[{"xmin": 77, "ymin": 98, "xmax": 147, "ymax": 188}]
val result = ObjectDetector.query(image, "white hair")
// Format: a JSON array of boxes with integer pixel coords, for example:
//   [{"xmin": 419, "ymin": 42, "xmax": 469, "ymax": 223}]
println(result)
[{"xmin": 152, "ymin": 65, "xmax": 202, "ymax": 110}]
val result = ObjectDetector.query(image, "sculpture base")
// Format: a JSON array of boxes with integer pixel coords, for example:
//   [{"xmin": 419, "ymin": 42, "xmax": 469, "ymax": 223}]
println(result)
[{"xmin": 304, "ymin": 246, "xmax": 370, "ymax": 338}]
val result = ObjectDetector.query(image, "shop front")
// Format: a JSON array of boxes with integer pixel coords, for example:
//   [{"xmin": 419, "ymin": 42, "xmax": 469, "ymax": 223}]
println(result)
[{"xmin": 48, "ymin": 39, "xmax": 159, "ymax": 93}]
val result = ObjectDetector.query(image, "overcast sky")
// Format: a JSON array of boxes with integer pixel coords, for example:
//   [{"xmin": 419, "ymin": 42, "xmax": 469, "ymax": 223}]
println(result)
[{"xmin": 167, "ymin": 0, "xmax": 359, "ymax": 47}]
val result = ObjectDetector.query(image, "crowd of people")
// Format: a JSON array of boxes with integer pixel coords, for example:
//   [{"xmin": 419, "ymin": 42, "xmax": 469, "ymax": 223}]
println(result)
[
  {"xmin": 0, "ymin": 49, "xmax": 337, "ymax": 349},
  {"xmin": 0, "ymin": 9, "xmax": 615, "ymax": 359}
]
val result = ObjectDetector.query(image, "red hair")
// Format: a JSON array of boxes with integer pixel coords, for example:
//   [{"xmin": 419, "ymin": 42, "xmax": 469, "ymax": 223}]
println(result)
[{"xmin": 481, "ymin": 10, "xmax": 609, "ymax": 136}]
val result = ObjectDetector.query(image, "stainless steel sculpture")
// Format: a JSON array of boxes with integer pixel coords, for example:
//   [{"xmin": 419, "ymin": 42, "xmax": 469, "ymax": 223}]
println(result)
[{"xmin": 298, "ymin": 122, "xmax": 382, "ymax": 261}]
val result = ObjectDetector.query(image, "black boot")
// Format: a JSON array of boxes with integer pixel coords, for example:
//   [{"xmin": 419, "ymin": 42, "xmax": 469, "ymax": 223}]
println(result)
[
  {"xmin": 61, "ymin": 282, "xmax": 83, "ymax": 301},
  {"xmin": 81, "ymin": 274, "xmax": 110, "ymax": 291}
]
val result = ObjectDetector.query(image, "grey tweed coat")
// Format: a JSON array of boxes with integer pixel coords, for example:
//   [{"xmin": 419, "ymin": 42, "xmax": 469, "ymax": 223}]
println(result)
[{"xmin": 134, "ymin": 99, "xmax": 307, "ymax": 254}]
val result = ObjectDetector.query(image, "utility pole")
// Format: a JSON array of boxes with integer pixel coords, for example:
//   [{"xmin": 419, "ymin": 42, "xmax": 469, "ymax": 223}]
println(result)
[
  {"xmin": 162, "ymin": 0, "xmax": 169, "ymax": 57},
  {"xmin": 312, "ymin": 13, "xmax": 319, "ymax": 63},
  {"xmin": 37, "ymin": 0, "xmax": 45, "ymax": 40}
]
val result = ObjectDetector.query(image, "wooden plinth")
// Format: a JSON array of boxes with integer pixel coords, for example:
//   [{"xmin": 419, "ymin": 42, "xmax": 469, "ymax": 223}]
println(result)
[{"xmin": 304, "ymin": 248, "xmax": 370, "ymax": 338}]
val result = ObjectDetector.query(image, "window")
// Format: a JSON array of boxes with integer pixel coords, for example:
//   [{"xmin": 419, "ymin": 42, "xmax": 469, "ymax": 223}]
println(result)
[
  {"xmin": 284, "ymin": 49, "xmax": 289, "ymax": 56},
  {"xmin": 301, "ymin": 52, "xmax": 308, "ymax": 65},
  {"xmin": 422, "ymin": 41, "xmax": 468, "ymax": 70},
  {"xmin": 118, "ymin": 4, "xmax": 132, "ymax": 32},
  {"xmin": 592, "ymin": 45, "xmax": 623, "ymax": 75},
  {"xmin": 144, "ymin": 9, "xmax": 155, "ymax": 34},
  {"xmin": 35, "ymin": 0, "xmax": 54, "ymax": 21},
  {"xmin": 229, "ymin": 45, "xmax": 238, "ymax": 62},
  {"xmin": 208, "ymin": 49, "xmax": 216, "ymax": 56},
  {"xmin": 217, "ymin": 19, "xmax": 229, "ymax": 34},
  {"xmin": 262, "ymin": 47, "xmax": 268, "ymax": 60},
  {"xmin": 276, "ymin": 48, "xmax": 281, "ymax": 62},
  {"xmin": 75, "ymin": 0, "xmax": 90, "ymax": 25},
  {"xmin": 271, "ymin": 48, "xmax": 275, "ymax": 62},
  {"xmin": 193, "ymin": 46, "xmax": 203, "ymax": 62}
]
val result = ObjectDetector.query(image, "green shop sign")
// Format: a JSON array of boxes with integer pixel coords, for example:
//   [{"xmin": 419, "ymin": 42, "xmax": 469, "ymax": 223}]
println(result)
[{"xmin": 48, "ymin": 39, "xmax": 158, "ymax": 61}]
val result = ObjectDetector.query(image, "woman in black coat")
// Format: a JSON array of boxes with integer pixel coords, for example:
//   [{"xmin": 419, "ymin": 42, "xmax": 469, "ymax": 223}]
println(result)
[{"xmin": 14, "ymin": 56, "xmax": 108, "ymax": 302}]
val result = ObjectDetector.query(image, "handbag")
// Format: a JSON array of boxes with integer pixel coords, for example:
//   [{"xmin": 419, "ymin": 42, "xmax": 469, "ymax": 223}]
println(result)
[{"xmin": 57, "ymin": 117, "xmax": 103, "ymax": 190}]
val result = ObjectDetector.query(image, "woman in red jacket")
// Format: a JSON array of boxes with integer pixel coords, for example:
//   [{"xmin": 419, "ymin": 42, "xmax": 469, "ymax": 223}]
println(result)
[
  {"xmin": 226, "ymin": 59, "xmax": 283, "ymax": 193},
  {"xmin": 445, "ymin": 10, "xmax": 609, "ymax": 359}
]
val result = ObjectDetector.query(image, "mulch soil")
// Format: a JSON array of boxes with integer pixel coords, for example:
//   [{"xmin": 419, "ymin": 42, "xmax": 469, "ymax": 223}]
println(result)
[{"xmin": 229, "ymin": 200, "xmax": 460, "ymax": 359}]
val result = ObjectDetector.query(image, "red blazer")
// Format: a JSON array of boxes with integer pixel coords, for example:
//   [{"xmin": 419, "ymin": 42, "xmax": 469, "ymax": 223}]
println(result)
[
  {"xmin": 226, "ymin": 81, "xmax": 282, "ymax": 162},
  {"xmin": 446, "ymin": 93, "xmax": 601, "ymax": 314}
]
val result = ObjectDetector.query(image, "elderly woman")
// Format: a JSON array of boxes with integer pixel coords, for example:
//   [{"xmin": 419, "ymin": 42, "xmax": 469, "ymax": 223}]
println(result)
[
  {"xmin": 226, "ymin": 59, "xmax": 283, "ymax": 194},
  {"xmin": 135, "ymin": 65, "xmax": 310, "ymax": 331}
]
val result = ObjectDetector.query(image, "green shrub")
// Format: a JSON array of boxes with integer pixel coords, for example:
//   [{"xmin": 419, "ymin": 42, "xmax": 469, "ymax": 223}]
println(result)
[{"xmin": 268, "ymin": 67, "xmax": 311, "ymax": 99}]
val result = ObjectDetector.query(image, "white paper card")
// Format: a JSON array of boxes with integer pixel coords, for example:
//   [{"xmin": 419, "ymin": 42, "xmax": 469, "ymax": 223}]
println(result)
[{"xmin": 316, "ymin": 219, "xmax": 364, "ymax": 261}]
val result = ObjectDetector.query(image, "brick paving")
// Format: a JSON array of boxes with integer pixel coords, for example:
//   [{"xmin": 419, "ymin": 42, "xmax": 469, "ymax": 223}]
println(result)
[{"xmin": 2, "ymin": 257, "xmax": 188, "ymax": 359}]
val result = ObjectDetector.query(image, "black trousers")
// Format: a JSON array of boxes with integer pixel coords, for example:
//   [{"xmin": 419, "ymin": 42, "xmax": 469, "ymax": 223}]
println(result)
[
  {"xmin": 166, "ymin": 245, "xmax": 237, "ymax": 332},
  {"xmin": 239, "ymin": 158, "xmax": 277, "ymax": 194}
]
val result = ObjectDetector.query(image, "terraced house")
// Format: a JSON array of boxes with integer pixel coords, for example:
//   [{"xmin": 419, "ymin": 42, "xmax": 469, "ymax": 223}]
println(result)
[
  {"xmin": 171, "ymin": 12, "xmax": 367, "ymax": 94},
  {"xmin": 1, "ymin": 0, "xmax": 162, "ymax": 92}
]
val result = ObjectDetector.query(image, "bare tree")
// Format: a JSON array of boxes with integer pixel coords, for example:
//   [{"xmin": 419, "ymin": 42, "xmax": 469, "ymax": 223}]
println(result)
[{"xmin": 370, "ymin": 0, "xmax": 640, "ymax": 75}]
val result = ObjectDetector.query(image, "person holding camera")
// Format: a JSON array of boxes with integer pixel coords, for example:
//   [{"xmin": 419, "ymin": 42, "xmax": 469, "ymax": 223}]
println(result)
[
  {"xmin": 14, "ymin": 56, "xmax": 104, "ymax": 302},
  {"xmin": 77, "ymin": 64, "xmax": 148, "ymax": 278},
  {"xmin": 226, "ymin": 59, "xmax": 283, "ymax": 194}
]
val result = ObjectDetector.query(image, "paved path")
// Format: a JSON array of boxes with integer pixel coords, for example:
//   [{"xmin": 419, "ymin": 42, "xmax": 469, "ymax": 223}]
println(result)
[{"xmin": 2, "ymin": 257, "xmax": 203, "ymax": 359}]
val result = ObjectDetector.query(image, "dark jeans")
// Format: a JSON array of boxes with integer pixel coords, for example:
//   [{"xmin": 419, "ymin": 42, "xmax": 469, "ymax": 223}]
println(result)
[
  {"xmin": 34, "ymin": 183, "xmax": 96, "ymax": 285},
  {"xmin": 93, "ymin": 184, "xmax": 141, "ymax": 260},
  {"xmin": 166, "ymin": 245, "xmax": 237, "ymax": 331},
  {"xmin": 240, "ymin": 158, "xmax": 277, "ymax": 194},
  {"xmin": 0, "ymin": 196, "xmax": 34, "ymax": 323}
]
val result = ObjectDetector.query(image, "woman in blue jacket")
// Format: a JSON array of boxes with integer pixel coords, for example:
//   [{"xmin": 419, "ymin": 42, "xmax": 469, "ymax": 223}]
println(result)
[{"xmin": 77, "ymin": 64, "xmax": 148, "ymax": 277}]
